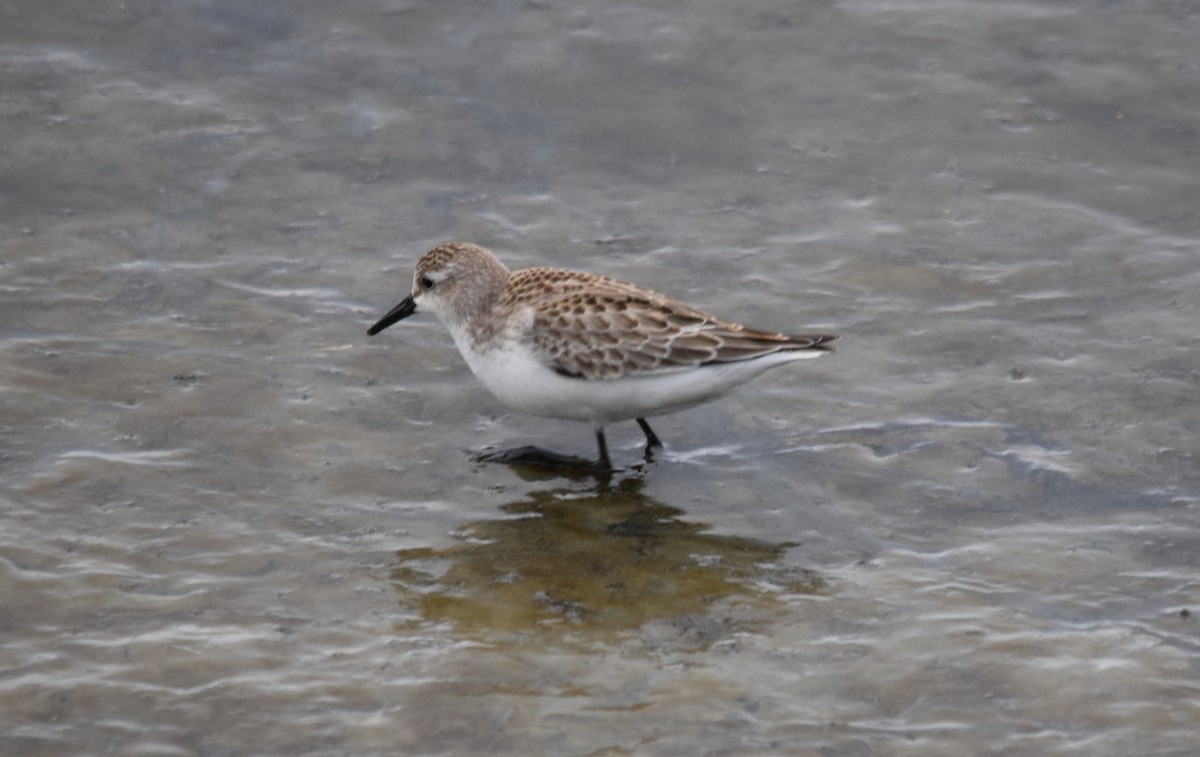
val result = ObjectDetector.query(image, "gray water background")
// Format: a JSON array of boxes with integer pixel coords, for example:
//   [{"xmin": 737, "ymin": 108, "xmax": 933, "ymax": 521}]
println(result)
[{"xmin": 2, "ymin": 1, "xmax": 1198, "ymax": 755}]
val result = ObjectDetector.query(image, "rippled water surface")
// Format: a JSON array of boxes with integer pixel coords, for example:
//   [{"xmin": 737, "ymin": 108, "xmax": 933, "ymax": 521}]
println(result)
[{"xmin": 3, "ymin": 1, "xmax": 1198, "ymax": 755}]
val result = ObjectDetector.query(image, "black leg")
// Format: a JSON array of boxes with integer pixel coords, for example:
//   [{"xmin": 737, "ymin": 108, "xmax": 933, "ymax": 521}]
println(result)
[
  {"xmin": 594, "ymin": 425, "xmax": 613, "ymax": 469},
  {"xmin": 636, "ymin": 418, "xmax": 663, "ymax": 448}
]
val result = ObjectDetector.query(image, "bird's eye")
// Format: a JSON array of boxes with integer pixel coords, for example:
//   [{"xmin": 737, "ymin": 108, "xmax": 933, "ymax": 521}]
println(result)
[{"xmin": 420, "ymin": 275, "xmax": 436, "ymax": 290}]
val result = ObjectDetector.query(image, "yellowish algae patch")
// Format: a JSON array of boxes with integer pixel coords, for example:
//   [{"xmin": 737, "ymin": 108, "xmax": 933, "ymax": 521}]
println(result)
[{"xmin": 390, "ymin": 476, "xmax": 823, "ymax": 643}]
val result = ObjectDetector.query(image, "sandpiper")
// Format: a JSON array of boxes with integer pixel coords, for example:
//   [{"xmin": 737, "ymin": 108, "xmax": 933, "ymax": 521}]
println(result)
[{"xmin": 367, "ymin": 242, "xmax": 837, "ymax": 467}]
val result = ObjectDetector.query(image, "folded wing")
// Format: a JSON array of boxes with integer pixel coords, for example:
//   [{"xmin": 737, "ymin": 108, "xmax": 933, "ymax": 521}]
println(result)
[{"xmin": 512, "ymin": 269, "xmax": 836, "ymax": 380}]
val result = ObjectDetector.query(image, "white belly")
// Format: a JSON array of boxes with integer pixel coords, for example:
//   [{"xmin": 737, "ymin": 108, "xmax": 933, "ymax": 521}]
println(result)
[{"xmin": 456, "ymin": 338, "xmax": 817, "ymax": 424}]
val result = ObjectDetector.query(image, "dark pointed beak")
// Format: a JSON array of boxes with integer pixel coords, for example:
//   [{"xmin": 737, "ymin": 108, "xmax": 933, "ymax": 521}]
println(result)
[{"xmin": 366, "ymin": 294, "xmax": 417, "ymax": 336}]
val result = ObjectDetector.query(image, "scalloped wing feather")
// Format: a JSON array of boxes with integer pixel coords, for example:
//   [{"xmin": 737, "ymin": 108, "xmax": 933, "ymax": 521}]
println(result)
[{"xmin": 505, "ymin": 268, "xmax": 836, "ymax": 380}]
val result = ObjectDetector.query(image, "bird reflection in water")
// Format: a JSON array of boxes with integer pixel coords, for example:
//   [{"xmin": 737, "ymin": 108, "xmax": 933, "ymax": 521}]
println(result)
[{"xmin": 390, "ymin": 470, "xmax": 823, "ymax": 645}]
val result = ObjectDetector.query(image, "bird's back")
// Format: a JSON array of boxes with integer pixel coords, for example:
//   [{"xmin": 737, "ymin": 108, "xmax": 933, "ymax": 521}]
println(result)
[{"xmin": 498, "ymin": 266, "xmax": 837, "ymax": 381}]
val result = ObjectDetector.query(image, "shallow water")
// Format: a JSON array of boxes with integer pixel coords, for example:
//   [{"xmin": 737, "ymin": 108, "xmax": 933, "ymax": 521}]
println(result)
[{"xmin": 2, "ymin": 1, "xmax": 1198, "ymax": 755}]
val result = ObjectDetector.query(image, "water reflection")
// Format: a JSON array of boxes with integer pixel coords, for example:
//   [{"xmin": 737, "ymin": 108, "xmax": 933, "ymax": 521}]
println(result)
[{"xmin": 390, "ymin": 471, "xmax": 823, "ymax": 644}]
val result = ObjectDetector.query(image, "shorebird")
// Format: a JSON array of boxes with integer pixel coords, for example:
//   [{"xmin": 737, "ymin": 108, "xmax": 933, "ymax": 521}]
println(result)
[{"xmin": 367, "ymin": 242, "xmax": 837, "ymax": 467}]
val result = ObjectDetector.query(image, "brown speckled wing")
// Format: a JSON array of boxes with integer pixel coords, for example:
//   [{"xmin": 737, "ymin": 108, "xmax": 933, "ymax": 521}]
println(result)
[{"xmin": 503, "ymin": 268, "xmax": 836, "ymax": 380}]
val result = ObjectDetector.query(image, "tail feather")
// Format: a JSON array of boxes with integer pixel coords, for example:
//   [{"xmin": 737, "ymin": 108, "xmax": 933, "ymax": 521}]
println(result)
[{"xmin": 787, "ymin": 334, "xmax": 838, "ymax": 351}]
